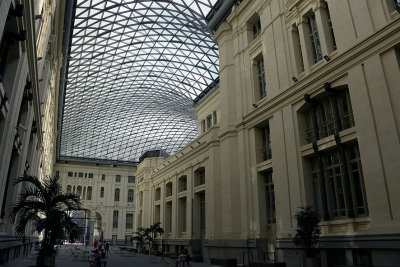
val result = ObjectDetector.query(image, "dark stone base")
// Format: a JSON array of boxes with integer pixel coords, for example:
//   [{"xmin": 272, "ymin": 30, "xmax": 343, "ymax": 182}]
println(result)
[{"xmin": 210, "ymin": 258, "xmax": 237, "ymax": 267}]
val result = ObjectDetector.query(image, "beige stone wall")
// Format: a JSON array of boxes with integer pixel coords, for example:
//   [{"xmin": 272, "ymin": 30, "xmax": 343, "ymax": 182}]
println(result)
[
  {"xmin": 55, "ymin": 162, "xmax": 137, "ymax": 245},
  {"xmin": 0, "ymin": 0, "xmax": 63, "ymax": 237},
  {"xmin": 139, "ymin": 0, "xmax": 400, "ymax": 265}
]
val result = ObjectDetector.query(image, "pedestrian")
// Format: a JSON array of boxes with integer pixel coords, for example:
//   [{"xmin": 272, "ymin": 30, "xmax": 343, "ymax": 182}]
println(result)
[
  {"xmin": 176, "ymin": 248, "xmax": 191, "ymax": 267},
  {"xmin": 104, "ymin": 240, "xmax": 110, "ymax": 255},
  {"xmin": 94, "ymin": 239, "xmax": 98, "ymax": 249}
]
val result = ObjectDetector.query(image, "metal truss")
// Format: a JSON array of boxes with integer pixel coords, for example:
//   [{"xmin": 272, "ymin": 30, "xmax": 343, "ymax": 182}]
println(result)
[{"xmin": 60, "ymin": 0, "xmax": 219, "ymax": 163}]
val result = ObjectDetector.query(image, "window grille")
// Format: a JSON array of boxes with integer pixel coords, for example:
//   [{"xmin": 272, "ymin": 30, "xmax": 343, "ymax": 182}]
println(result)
[{"xmin": 311, "ymin": 143, "xmax": 368, "ymax": 220}]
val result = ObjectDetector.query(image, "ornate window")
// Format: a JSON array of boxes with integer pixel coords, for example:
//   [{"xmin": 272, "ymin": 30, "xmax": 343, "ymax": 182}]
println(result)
[
  {"xmin": 68, "ymin": 172, "xmax": 73, "ymax": 177},
  {"xmin": 115, "ymin": 175, "xmax": 121, "ymax": 183},
  {"xmin": 88, "ymin": 173, "xmax": 93, "ymax": 178}
]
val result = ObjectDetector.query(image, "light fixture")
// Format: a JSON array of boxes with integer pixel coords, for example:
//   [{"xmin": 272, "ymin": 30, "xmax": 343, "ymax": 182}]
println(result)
[
  {"xmin": 292, "ymin": 77, "xmax": 298, "ymax": 82},
  {"xmin": 252, "ymin": 103, "xmax": 258, "ymax": 108},
  {"xmin": 324, "ymin": 82, "xmax": 332, "ymax": 92},
  {"xmin": 323, "ymin": 55, "xmax": 331, "ymax": 62}
]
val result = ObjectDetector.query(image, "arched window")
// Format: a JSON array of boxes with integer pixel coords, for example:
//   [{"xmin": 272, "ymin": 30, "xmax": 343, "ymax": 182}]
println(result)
[
  {"xmin": 128, "ymin": 189, "xmax": 134, "ymax": 202},
  {"xmin": 165, "ymin": 182, "xmax": 172, "ymax": 197},
  {"xmin": 178, "ymin": 176, "xmax": 187, "ymax": 192},
  {"xmin": 66, "ymin": 185, "xmax": 72, "ymax": 193},
  {"xmin": 155, "ymin": 187, "xmax": 161, "ymax": 201},
  {"xmin": 114, "ymin": 188, "xmax": 120, "ymax": 201},
  {"xmin": 194, "ymin": 167, "xmax": 205, "ymax": 187}
]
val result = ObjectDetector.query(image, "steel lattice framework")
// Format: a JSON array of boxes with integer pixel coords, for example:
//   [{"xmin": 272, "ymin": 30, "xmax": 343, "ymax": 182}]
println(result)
[{"xmin": 59, "ymin": 0, "xmax": 219, "ymax": 163}]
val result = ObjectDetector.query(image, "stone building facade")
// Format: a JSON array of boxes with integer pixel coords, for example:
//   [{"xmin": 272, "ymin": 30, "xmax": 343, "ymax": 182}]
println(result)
[
  {"xmin": 136, "ymin": 0, "xmax": 400, "ymax": 266},
  {"xmin": 0, "ymin": 0, "xmax": 62, "ymax": 264},
  {"xmin": 54, "ymin": 162, "xmax": 137, "ymax": 246}
]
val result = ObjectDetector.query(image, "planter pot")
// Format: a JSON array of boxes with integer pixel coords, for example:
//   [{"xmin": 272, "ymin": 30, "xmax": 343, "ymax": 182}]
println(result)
[{"xmin": 302, "ymin": 257, "xmax": 320, "ymax": 267}]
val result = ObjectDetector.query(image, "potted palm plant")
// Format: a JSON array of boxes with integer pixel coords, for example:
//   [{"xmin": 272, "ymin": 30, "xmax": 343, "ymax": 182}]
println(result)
[
  {"xmin": 293, "ymin": 206, "xmax": 321, "ymax": 267},
  {"xmin": 145, "ymin": 222, "xmax": 164, "ymax": 254},
  {"xmin": 9, "ymin": 175, "xmax": 82, "ymax": 266},
  {"xmin": 131, "ymin": 227, "xmax": 147, "ymax": 253}
]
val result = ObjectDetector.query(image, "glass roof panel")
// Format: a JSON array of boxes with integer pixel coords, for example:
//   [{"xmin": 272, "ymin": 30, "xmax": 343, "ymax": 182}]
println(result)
[{"xmin": 60, "ymin": 0, "xmax": 219, "ymax": 163}]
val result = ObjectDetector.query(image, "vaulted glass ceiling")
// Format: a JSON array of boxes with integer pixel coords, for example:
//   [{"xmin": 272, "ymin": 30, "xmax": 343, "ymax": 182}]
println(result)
[{"xmin": 59, "ymin": 0, "xmax": 219, "ymax": 163}]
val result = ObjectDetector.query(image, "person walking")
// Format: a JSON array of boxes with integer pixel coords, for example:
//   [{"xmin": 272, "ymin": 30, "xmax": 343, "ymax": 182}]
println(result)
[
  {"xmin": 94, "ymin": 239, "xmax": 98, "ymax": 249},
  {"xmin": 104, "ymin": 241, "xmax": 110, "ymax": 255},
  {"xmin": 176, "ymin": 248, "xmax": 191, "ymax": 267}
]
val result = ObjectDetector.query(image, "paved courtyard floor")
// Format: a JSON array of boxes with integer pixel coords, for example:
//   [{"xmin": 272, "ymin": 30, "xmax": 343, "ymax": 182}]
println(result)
[{"xmin": 5, "ymin": 245, "xmax": 215, "ymax": 267}]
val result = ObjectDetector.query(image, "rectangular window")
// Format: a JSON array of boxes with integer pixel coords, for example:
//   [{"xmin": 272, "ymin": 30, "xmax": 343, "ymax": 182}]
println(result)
[
  {"xmin": 128, "ymin": 189, "xmax": 134, "ymax": 202},
  {"xmin": 55, "ymin": 171, "xmax": 59, "ymax": 178},
  {"xmin": 78, "ymin": 172, "xmax": 83, "ymax": 178},
  {"xmin": 102, "ymin": 174, "xmax": 105, "ymax": 181},
  {"xmin": 74, "ymin": 172, "xmax": 77, "ymax": 177},
  {"xmin": 115, "ymin": 175, "xmax": 121, "ymax": 183},
  {"xmin": 206, "ymin": 115, "xmax": 212, "ymax": 129},
  {"xmin": 292, "ymin": 25, "xmax": 305, "ymax": 73},
  {"xmin": 257, "ymin": 57, "xmax": 267, "ymax": 99},
  {"xmin": 126, "ymin": 213, "xmax": 133, "ymax": 229},
  {"xmin": 87, "ymin": 186, "xmax": 92, "ymax": 200},
  {"xmin": 311, "ymin": 143, "xmax": 368, "ymax": 220},
  {"xmin": 128, "ymin": 176, "xmax": 135, "ymax": 183},
  {"xmin": 100, "ymin": 187, "xmax": 104, "ymax": 198},
  {"xmin": 85, "ymin": 173, "xmax": 87, "ymax": 178},
  {"xmin": 178, "ymin": 197, "xmax": 187, "ymax": 233},
  {"xmin": 264, "ymin": 170, "xmax": 276, "ymax": 224},
  {"xmin": 201, "ymin": 120, "xmax": 206, "ymax": 133},
  {"xmin": 326, "ymin": 5, "xmax": 336, "ymax": 51},
  {"xmin": 114, "ymin": 188, "xmax": 120, "ymax": 201},
  {"xmin": 305, "ymin": 90, "xmax": 354, "ymax": 143},
  {"xmin": 113, "ymin": 211, "xmax": 119, "ymax": 228},
  {"xmin": 308, "ymin": 14, "xmax": 323, "ymax": 63},
  {"xmin": 68, "ymin": 172, "xmax": 73, "ymax": 177},
  {"xmin": 88, "ymin": 173, "xmax": 93, "ymax": 178},
  {"xmin": 213, "ymin": 111, "xmax": 217, "ymax": 125},
  {"xmin": 262, "ymin": 124, "xmax": 272, "ymax": 161},
  {"xmin": 253, "ymin": 19, "xmax": 262, "ymax": 39}
]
